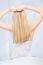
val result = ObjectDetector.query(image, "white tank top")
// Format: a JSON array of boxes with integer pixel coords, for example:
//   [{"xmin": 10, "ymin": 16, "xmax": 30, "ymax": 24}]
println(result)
[{"xmin": 9, "ymin": 33, "xmax": 32, "ymax": 60}]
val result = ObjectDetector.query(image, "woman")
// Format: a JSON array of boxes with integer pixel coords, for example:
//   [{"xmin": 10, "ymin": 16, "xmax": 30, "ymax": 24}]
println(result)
[{"xmin": 0, "ymin": 5, "xmax": 43, "ymax": 58}]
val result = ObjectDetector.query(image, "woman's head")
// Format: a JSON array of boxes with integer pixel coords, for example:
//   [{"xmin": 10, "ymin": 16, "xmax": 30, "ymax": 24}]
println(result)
[{"xmin": 12, "ymin": 11, "xmax": 31, "ymax": 43}]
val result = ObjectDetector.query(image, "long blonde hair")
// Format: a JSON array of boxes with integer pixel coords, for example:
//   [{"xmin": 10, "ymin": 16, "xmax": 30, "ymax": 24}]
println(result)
[{"xmin": 12, "ymin": 10, "xmax": 31, "ymax": 44}]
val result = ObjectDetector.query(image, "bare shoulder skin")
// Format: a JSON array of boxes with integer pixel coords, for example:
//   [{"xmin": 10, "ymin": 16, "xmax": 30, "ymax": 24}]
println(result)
[{"xmin": 0, "ymin": 5, "xmax": 43, "ymax": 32}]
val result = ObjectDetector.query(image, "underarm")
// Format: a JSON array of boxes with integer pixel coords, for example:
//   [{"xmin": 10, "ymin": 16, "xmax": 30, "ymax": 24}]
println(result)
[{"xmin": 0, "ymin": 22, "xmax": 12, "ymax": 32}]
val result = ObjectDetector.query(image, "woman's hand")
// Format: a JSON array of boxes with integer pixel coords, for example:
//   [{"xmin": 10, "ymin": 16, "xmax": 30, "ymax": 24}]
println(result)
[
  {"xmin": 10, "ymin": 6, "xmax": 17, "ymax": 12},
  {"xmin": 10, "ymin": 5, "xmax": 26, "ymax": 12},
  {"xmin": 16, "ymin": 5, "xmax": 26, "ymax": 11},
  {"xmin": 15, "ymin": 5, "xmax": 43, "ymax": 14}
]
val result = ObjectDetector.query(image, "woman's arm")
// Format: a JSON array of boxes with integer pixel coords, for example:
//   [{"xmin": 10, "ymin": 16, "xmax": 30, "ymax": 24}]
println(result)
[
  {"xmin": 0, "ymin": 7, "xmax": 12, "ymax": 31},
  {"xmin": 13, "ymin": 5, "xmax": 43, "ymax": 14},
  {"xmin": 30, "ymin": 13, "xmax": 43, "ymax": 32},
  {"xmin": 0, "ymin": 7, "xmax": 10, "ymax": 19},
  {"xmin": 0, "ymin": 22, "xmax": 12, "ymax": 32},
  {"xmin": 24, "ymin": 5, "xmax": 43, "ymax": 13}
]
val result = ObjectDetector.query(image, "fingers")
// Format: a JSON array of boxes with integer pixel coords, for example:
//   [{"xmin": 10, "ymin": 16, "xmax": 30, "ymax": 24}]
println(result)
[
  {"xmin": 10, "ymin": 6, "xmax": 17, "ymax": 12},
  {"xmin": 16, "ymin": 5, "xmax": 26, "ymax": 11},
  {"xmin": 10, "ymin": 5, "xmax": 26, "ymax": 12}
]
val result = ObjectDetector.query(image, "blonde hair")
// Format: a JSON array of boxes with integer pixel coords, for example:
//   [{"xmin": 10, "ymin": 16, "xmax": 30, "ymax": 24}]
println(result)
[{"xmin": 12, "ymin": 11, "xmax": 31, "ymax": 44}]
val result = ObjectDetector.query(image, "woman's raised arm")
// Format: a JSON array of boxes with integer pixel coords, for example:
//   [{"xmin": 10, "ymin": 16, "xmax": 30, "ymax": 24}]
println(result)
[
  {"xmin": 30, "ymin": 13, "xmax": 43, "ymax": 32},
  {"xmin": 14, "ymin": 5, "xmax": 43, "ymax": 14},
  {"xmin": 0, "ymin": 7, "xmax": 11, "ymax": 19},
  {"xmin": 24, "ymin": 5, "xmax": 43, "ymax": 13},
  {"xmin": 0, "ymin": 22, "xmax": 12, "ymax": 32}
]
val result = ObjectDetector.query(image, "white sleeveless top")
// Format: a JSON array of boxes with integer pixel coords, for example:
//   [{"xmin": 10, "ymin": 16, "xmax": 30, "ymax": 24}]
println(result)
[
  {"xmin": 9, "ymin": 41, "xmax": 32, "ymax": 59},
  {"xmin": 9, "ymin": 35, "xmax": 32, "ymax": 59}
]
